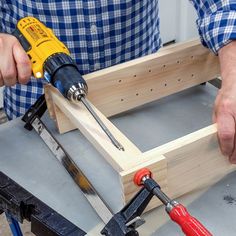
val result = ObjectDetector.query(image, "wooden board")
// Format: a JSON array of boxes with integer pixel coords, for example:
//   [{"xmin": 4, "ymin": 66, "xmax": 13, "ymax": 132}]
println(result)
[
  {"xmin": 120, "ymin": 125, "xmax": 236, "ymax": 207},
  {"xmin": 46, "ymin": 86, "xmax": 142, "ymax": 172},
  {"xmin": 44, "ymin": 39, "xmax": 236, "ymax": 212},
  {"xmin": 83, "ymin": 39, "xmax": 220, "ymax": 117}
]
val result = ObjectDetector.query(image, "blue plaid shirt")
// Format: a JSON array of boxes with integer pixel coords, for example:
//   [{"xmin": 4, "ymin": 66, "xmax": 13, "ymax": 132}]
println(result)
[{"xmin": 0, "ymin": 0, "xmax": 235, "ymax": 119}]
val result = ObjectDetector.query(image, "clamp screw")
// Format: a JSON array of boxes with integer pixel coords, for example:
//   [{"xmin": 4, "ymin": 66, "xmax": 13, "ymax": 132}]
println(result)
[{"xmin": 133, "ymin": 168, "xmax": 153, "ymax": 186}]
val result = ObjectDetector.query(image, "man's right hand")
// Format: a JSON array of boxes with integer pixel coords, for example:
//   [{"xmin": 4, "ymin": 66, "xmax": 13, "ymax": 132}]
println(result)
[{"xmin": 0, "ymin": 33, "xmax": 31, "ymax": 87}]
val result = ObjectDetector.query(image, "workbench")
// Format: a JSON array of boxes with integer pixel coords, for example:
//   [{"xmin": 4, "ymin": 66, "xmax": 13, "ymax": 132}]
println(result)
[{"xmin": 1, "ymin": 83, "xmax": 236, "ymax": 235}]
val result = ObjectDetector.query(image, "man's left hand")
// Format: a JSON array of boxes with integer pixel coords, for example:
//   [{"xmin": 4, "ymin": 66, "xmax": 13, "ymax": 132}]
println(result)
[{"xmin": 215, "ymin": 41, "xmax": 236, "ymax": 163}]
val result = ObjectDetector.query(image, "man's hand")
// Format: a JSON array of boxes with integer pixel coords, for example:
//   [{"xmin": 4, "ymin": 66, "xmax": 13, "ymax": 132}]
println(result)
[
  {"xmin": 0, "ymin": 33, "xmax": 31, "ymax": 87},
  {"xmin": 215, "ymin": 41, "xmax": 236, "ymax": 163}
]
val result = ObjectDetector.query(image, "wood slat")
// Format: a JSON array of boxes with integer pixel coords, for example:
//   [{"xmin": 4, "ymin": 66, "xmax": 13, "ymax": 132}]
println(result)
[
  {"xmin": 47, "ymin": 86, "xmax": 142, "ymax": 171},
  {"xmin": 84, "ymin": 39, "xmax": 220, "ymax": 117},
  {"xmin": 120, "ymin": 125, "xmax": 236, "ymax": 210}
]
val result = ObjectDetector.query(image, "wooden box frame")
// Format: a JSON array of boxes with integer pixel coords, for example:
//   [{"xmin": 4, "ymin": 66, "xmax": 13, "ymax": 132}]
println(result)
[{"xmin": 45, "ymin": 39, "xmax": 236, "ymax": 211}]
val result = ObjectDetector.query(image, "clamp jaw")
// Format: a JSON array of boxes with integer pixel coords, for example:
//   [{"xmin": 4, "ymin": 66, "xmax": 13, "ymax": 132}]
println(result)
[
  {"xmin": 101, "ymin": 187, "xmax": 154, "ymax": 236},
  {"xmin": 101, "ymin": 169, "xmax": 156, "ymax": 235},
  {"xmin": 22, "ymin": 94, "xmax": 47, "ymax": 130},
  {"xmin": 101, "ymin": 168, "xmax": 212, "ymax": 236}
]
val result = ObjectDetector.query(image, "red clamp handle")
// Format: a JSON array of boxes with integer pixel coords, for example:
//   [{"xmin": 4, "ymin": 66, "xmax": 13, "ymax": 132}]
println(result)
[{"xmin": 169, "ymin": 204, "xmax": 212, "ymax": 236}]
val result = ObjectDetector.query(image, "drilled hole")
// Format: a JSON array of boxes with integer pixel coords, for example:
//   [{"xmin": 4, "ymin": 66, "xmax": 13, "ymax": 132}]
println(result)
[
  {"xmin": 178, "ymin": 78, "xmax": 181, "ymax": 82},
  {"xmin": 121, "ymin": 98, "xmax": 124, "ymax": 102},
  {"xmin": 136, "ymin": 93, "xmax": 139, "ymax": 96},
  {"xmin": 119, "ymin": 80, "xmax": 122, "ymax": 83},
  {"xmin": 163, "ymin": 64, "xmax": 166, "ymax": 68},
  {"xmin": 150, "ymin": 88, "xmax": 153, "ymax": 92},
  {"xmin": 165, "ymin": 83, "xmax": 167, "ymax": 87},
  {"xmin": 191, "ymin": 56, "xmax": 194, "ymax": 59},
  {"xmin": 177, "ymin": 60, "xmax": 180, "ymax": 64},
  {"xmin": 149, "ymin": 69, "xmax": 152, "ymax": 73},
  {"xmin": 191, "ymin": 74, "xmax": 194, "ymax": 77},
  {"xmin": 133, "ymin": 74, "xmax": 137, "ymax": 78}
]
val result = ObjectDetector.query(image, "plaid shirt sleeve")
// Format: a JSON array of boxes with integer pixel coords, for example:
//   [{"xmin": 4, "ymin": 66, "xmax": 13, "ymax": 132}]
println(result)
[{"xmin": 190, "ymin": 0, "xmax": 236, "ymax": 54}]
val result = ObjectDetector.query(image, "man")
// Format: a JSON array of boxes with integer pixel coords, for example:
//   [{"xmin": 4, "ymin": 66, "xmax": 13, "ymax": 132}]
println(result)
[{"xmin": 0, "ymin": 1, "xmax": 236, "ymax": 163}]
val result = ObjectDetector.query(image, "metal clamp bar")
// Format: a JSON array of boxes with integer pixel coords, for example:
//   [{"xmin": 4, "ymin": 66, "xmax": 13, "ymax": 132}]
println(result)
[{"xmin": 22, "ymin": 95, "xmax": 113, "ymax": 223}]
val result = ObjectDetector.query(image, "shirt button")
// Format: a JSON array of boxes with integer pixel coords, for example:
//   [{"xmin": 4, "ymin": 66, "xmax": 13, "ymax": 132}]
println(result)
[
  {"xmin": 94, "ymin": 63, "xmax": 100, "ymax": 70},
  {"xmin": 94, "ymin": 52, "xmax": 99, "ymax": 59},
  {"xmin": 90, "ymin": 24, "xmax": 97, "ymax": 34}
]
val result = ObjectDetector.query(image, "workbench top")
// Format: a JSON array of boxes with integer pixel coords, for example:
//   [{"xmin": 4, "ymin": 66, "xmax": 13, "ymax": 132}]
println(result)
[{"xmin": 1, "ymin": 83, "xmax": 236, "ymax": 235}]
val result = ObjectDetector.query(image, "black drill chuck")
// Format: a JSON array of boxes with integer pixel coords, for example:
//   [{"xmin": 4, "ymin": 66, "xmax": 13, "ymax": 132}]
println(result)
[{"xmin": 44, "ymin": 53, "xmax": 88, "ymax": 102}]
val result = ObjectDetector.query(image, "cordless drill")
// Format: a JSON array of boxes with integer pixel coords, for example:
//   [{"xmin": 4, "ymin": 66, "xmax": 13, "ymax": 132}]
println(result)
[{"xmin": 14, "ymin": 16, "xmax": 123, "ymax": 150}]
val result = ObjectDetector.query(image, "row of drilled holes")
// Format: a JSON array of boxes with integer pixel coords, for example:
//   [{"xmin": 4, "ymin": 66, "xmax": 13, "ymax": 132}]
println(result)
[
  {"xmin": 118, "ymin": 74, "xmax": 195, "ymax": 84},
  {"xmin": 118, "ymin": 57, "xmax": 195, "ymax": 82},
  {"xmin": 119, "ymin": 74, "xmax": 196, "ymax": 102},
  {"xmin": 118, "ymin": 56, "xmax": 196, "ymax": 102}
]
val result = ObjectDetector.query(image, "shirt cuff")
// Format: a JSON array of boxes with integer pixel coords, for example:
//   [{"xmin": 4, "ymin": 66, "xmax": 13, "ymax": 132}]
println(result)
[{"xmin": 197, "ymin": 10, "xmax": 236, "ymax": 55}]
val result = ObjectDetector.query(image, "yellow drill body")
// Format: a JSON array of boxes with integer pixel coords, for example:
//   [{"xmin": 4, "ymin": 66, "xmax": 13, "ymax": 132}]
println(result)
[
  {"xmin": 15, "ymin": 16, "xmax": 124, "ymax": 151},
  {"xmin": 16, "ymin": 16, "xmax": 69, "ymax": 78}
]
